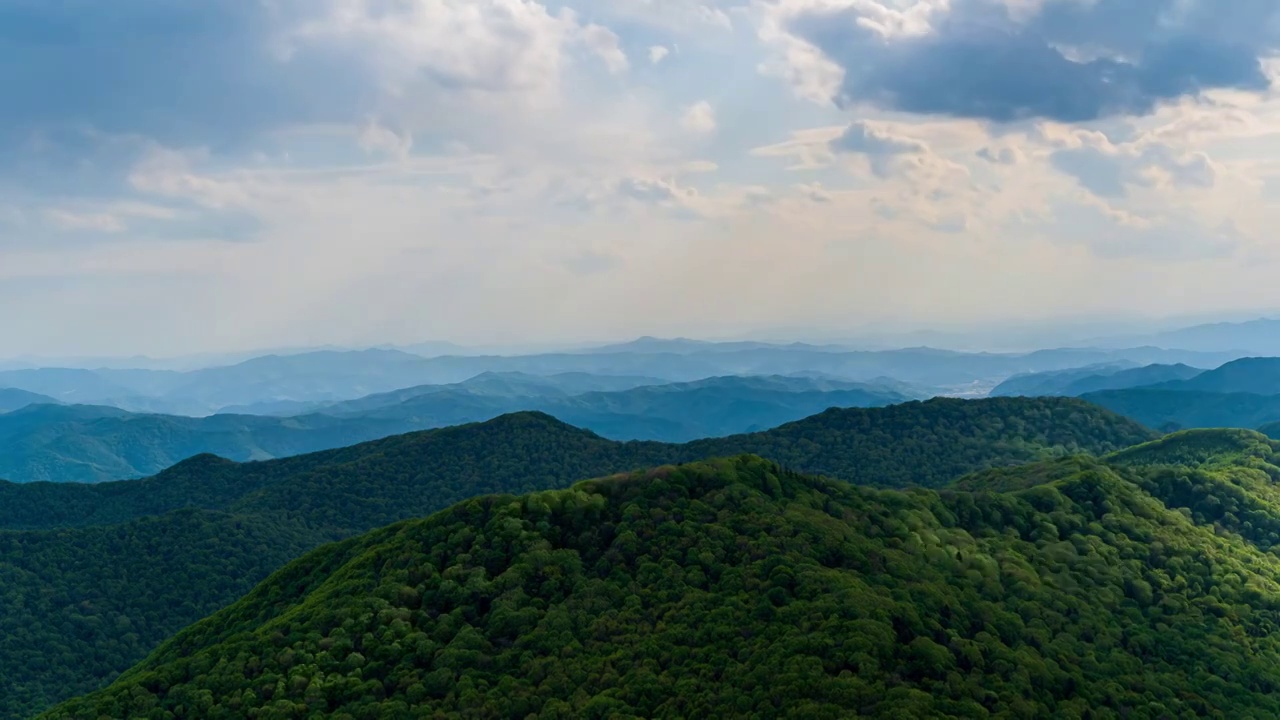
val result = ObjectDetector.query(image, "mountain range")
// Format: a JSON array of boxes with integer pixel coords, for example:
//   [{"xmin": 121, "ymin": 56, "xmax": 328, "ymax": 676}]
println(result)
[
  {"xmin": 0, "ymin": 374, "xmax": 920, "ymax": 483},
  {"xmin": 0, "ymin": 397, "xmax": 1152, "ymax": 718},
  {"xmin": 0, "ymin": 344, "xmax": 1243, "ymax": 417},
  {"xmin": 994, "ymin": 357, "xmax": 1280, "ymax": 432},
  {"xmin": 35, "ymin": 417, "xmax": 1280, "ymax": 719}
]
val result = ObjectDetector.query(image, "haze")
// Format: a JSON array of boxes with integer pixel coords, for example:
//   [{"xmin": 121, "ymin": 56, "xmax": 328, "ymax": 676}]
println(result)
[{"xmin": 4, "ymin": 0, "xmax": 1280, "ymax": 358}]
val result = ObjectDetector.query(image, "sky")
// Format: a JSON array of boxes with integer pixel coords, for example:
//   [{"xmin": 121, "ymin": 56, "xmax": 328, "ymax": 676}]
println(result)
[{"xmin": 4, "ymin": 0, "xmax": 1280, "ymax": 356}]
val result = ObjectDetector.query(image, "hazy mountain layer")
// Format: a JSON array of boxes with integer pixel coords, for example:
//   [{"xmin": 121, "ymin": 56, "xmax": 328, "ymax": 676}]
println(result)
[
  {"xmin": 0, "ymin": 344, "xmax": 1242, "ymax": 416},
  {"xmin": 0, "ymin": 375, "xmax": 915, "ymax": 483}
]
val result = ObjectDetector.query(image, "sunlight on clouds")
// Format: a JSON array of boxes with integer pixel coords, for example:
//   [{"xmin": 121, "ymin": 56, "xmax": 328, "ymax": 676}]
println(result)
[{"xmin": 4, "ymin": 0, "xmax": 1280, "ymax": 354}]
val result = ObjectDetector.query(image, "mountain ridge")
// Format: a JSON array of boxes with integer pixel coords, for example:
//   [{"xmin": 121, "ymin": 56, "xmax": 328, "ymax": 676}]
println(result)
[{"xmin": 43, "ymin": 452, "xmax": 1280, "ymax": 719}]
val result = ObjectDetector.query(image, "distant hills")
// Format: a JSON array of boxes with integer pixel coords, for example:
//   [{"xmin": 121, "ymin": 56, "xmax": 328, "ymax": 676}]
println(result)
[
  {"xmin": 995, "ymin": 357, "xmax": 1280, "ymax": 432},
  {"xmin": 0, "ymin": 388, "xmax": 57, "ymax": 413},
  {"xmin": 1092, "ymin": 317, "xmax": 1280, "ymax": 355},
  {"xmin": 44, "ymin": 428, "xmax": 1280, "ymax": 719},
  {"xmin": 0, "ymin": 397, "xmax": 1151, "ymax": 718},
  {"xmin": 991, "ymin": 363, "xmax": 1202, "ymax": 397},
  {"xmin": 0, "ymin": 374, "xmax": 921, "ymax": 483},
  {"xmin": 0, "ymin": 343, "xmax": 1244, "ymax": 416}
]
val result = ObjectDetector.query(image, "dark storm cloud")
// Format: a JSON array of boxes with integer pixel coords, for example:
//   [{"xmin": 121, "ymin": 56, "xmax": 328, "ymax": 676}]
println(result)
[{"xmin": 790, "ymin": 0, "xmax": 1280, "ymax": 122}]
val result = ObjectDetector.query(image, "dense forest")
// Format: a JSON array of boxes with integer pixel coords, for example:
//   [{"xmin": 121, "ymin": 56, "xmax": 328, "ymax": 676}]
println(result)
[
  {"xmin": 46, "ymin": 451, "xmax": 1280, "ymax": 718},
  {"xmin": 0, "ymin": 398, "xmax": 1153, "ymax": 719}
]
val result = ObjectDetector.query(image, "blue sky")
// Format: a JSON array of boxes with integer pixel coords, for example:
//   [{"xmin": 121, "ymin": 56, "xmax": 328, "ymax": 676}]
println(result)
[{"xmin": 3, "ymin": 0, "xmax": 1280, "ymax": 355}]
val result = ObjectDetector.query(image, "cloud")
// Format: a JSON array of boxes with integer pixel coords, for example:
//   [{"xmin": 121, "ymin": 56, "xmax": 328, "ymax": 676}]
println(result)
[
  {"xmin": 649, "ymin": 45, "xmax": 671, "ymax": 64},
  {"xmin": 578, "ymin": 23, "xmax": 630, "ymax": 74},
  {"xmin": 776, "ymin": 0, "xmax": 1280, "ymax": 122},
  {"xmin": 357, "ymin": 120, "xmax": 414, "ymax": 160},
  {"xmin": 0, "ymin": 0, "xmax": 617, "ymax": 157},
  {"xmin": 44, "ymin": 209, "xmax": 127, "ymax": 234},
  {"xmin": 830, "ymin": 121, "xmax": 928, "ymax": 176},
  {"xmin": 976, "ymin": 146, "xmax": 1023, "ymax": 165},
  {"xmin": 681, "ymin": 101, "xmax": 717, "ymax": 134},
  {"xmin": 1041, "ymin": 127, "xmax": 1218, "ymax": 198},
  {"xmin": 1051, "ymin": 198, "xmax": 1242, "ymax": 261}
]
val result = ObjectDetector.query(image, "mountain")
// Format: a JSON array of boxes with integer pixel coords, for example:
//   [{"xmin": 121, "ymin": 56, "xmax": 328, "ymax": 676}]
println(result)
[
  {"xmin": 1259, "ymin": 420, "xmax": 1280, "ymax": 440},
  {"xmin": 0, "ymin": 398, "xmax": 1151, "ymax": 532},
  {"xmin": 0, "ymin": 403, "xmax": 416, "ymax": 484},
  {"xmin": 0, "ymin": 398, "xmax": 1152, "ymax": 717},
  {"xmin": 0, "ymin": 345, "xmax": 1245, "ymax": 416},
  {"xmin": 45, "ymin": 452, "xmax": 1280, "ymax": 719},
  {"xmin": 1061, "ymin": 363, "xmax": 1205, "ymax": 395},
  {"xmin": 990, "ymin": 362, "xmax": 1137, "ymax": 396},
  {"xmin": 216, "ymin": 371, "xmax": 669, "ymax": 416},
  {"xmin": 1098, "ymin": 318, "xmax": 1280, "ymax": 355},
  {"xmin": 991, "ymin": 363, "xmax": 1203, "ymax": 397},
  {"xmin": 1149, "ymin": 357, "xmax": 1280, "ymax": 395},
  {"xmin": 1082, "ymin": 389, "xmax": 1280, "ymax": 432},
  {"xmin": 350, "ymin": 375, "xmax": 921, "ymax": 443},
  {"xmin": 0, "ymin": 388, "xmax": 58, "ymax": 413},
  {"xmin": 0, "ymin": 375, "xmax": 916, "ymax": 483}
]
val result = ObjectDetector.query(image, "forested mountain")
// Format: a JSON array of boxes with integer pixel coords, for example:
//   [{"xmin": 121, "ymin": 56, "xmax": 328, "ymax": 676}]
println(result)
[
  {"xmin": 986, "ymin": 358, "xmax": 1280, "ymax": 432},
  {"xmin": 1082, "ymin": 389, "xmax": 1280, "ymax": 433},
  {"xmin": 0, "ymin": 388, "xmax": 57, "ymax": 413},
  {"xmin": 0, "ymin": 398, "xmax": 1151, "ymax": 719},
  {"xmin": 1147, "ymin": 357, "xmax": 1280, "ymax": 395},
  {"xmin": 46, "ymin": 451, "xmax": 1280, "ymax": 719},
  {"xmin": 991, "ymin": 363, "xmax": 1202, "ymax": 397},
  {"xmin": 0, "ymin": 403, "xmax": 414, "ymax": 484},
  {"xmin": 0, "ymin": 375, "xmax": 915, "ymax": 483}
]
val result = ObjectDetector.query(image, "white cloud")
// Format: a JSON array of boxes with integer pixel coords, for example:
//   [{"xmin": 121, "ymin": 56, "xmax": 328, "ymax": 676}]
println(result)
[
  {"xmin": 681, "ymin": 101, "xmax": 717, "ymax": 134},
  {"xmin": 579, "ymin": 23, "xmax": 630, "ymax": 74},
  {"xmin": 44, "ymin": 209, "xmax": 127, "ymax": 234},
  {"xmin": 649, "ymin": 45, "xmax": 671, "ymax": 64},
  {"xmin": 357, "ymin": 119, "xmax": 414, "ymax": 160}
]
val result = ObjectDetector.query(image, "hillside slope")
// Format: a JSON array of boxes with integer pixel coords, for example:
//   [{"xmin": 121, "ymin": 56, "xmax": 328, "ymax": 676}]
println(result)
[
  {"xmin": 0, "ymin": 398, "xmax": 1154, "ymax": 719},
  {"xmin": 46, "ymin": 455, "xmax": 1280, "ymax": 719}
]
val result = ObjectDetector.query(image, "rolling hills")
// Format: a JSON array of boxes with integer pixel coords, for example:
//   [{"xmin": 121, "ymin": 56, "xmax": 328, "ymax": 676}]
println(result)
[
  {"xmin": 991, "ymin": 362, "xmax": 1202, "ymax": 397},
  {"xmin": 994, "ymin": 358, "xmax": 1280, "ymax": 432},
  {"xmin": 0, "ymin": 374, "xmax": 916, "ymax": 483},
  {"xmin": 0, "ymin": 397, "xmax": 1153, "ymax": 719},
  {"xmin": 45, "ymin": 449, "xmax": 1280, "ymax": 718}
]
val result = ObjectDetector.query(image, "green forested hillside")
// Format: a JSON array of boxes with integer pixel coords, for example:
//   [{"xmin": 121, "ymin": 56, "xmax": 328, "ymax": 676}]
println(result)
[
  {"xmin": 0, "ymin": 511, "xmax": 319, "ymax": 717},
  {"xmin": 682, "ymin": 396, "xmax": 1154, "ymax": 488},
  {"xmin": 46, "ymin": 455, "xmax": 1280, "ymax": 719},
  {"xmin": 0, "ymin": 397, "xmax": 1152, "ymax": 719}
]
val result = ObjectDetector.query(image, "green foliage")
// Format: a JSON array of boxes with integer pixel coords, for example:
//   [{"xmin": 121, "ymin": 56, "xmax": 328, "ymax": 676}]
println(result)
[
  {"xmin": 45, "ymin": 455, "xmax": 1280, "ymax": 719},
  {"xmin": 1107, "ymin": 428, "xmax": 1280, "ymax": 469},
  {"xmin": 0, "ymin": 398, "xmax": 1152, "ymax": 719},
  {"xmin": 0, "ymin": 511, "xmax": 318, "ymax": 720},
  {"xmin": 684, "ymin": 396, "xmax": 1155, "ymax": 489}
]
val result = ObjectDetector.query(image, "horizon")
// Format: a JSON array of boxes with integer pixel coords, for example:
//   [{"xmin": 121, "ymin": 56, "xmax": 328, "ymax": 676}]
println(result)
[{"xmin": 4, "ymin": 311, "xmax": 1280, "ymax": 372}]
